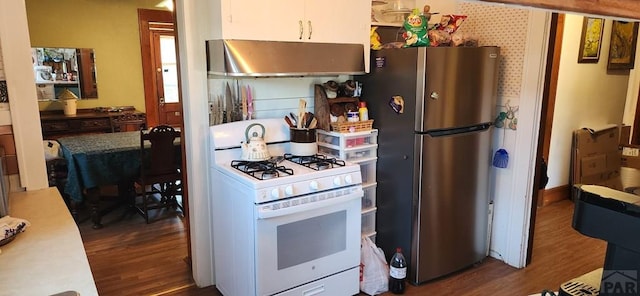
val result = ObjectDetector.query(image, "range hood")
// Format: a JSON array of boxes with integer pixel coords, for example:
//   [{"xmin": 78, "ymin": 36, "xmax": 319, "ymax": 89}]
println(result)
[{"xmin": 206, "ymin": 40, "xmax": 365, "ymax": 77}]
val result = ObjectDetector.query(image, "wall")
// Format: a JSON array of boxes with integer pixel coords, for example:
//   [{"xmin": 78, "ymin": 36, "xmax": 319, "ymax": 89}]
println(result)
[
  {"xmin": 25, "ymin": 0, "xmax": 166, "ymax": 112},
  {"xmin": 0, "ymin": 33, "xmax": 20, "ymax": 188},
  {"xmin": 547, "ymin": 14, "xmax": 629, "ymax": 189},
  {"xmin": 0, "ymin": 0, "xmax": 49, "ymax": 191},
  {"xmin": 623, "ymin": 24, "xmax": 640, "ymax": 137},
  {"xmin": 459, "ymin": 2, "xmax": 546, "ymax": 267}
]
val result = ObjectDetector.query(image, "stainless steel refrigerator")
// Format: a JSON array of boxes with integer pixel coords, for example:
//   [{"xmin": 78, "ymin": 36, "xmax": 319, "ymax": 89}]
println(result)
[{"xmin": 360, "ymin": 46, "xmax": 500, "ymax": 284}]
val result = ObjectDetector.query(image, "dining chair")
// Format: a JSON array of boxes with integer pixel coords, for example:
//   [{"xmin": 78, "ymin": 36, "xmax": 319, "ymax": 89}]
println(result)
[
  {"xmin": 43, "ymin": 140, "xmax": 69, "ymax": 195},
  {"xmin": 134, "ymin": 125, "xmax": 182, "ymax": 223}
]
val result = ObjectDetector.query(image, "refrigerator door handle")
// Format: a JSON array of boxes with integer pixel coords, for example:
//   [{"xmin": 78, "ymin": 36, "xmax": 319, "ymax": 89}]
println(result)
[{"xmin": 421, "ymin": 122, "xmax": 492, "ymax": 137}]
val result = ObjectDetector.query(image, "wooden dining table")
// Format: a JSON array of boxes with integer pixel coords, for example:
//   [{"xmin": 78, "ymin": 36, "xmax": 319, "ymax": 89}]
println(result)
[{"xmin": 58, "ymin": 131, "xmax": 144, "ymax": 229}]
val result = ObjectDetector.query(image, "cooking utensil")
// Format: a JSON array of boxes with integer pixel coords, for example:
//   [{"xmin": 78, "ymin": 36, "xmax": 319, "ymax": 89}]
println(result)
[
  {"xmin": 297, "ymin": 99, "xmax": 307, "ymax": 129},
  {"xmin": 289, "ymin": 112, "xmax": 298, "ymax": 126},
  {"xmin": 246, "ymin": 85, "xmax": 253, "ymax": 120},
  {"xmin": 240, "ymin": 123, "xmax": 271, "ymax": 161},
  {"xmin": 225, "ymin": 82, "xmax": 233, "ymax": 123},
  {"xmin": 217, "ymin": 95, "xmax": 224, "ymax": 124},
  {"xmin": 210, "ymin": 94, "xmax": 224, "ymax": 125},
  {"xmin": 241, "ymin": 85, "xmax": 248, "ymax": 120},
  {"xmin": 284, "ymin": 116, "xmax": 295, "ymax": 127},
  {"xmin": 304, "ymin": 112, "xmax": 314, "ymax": 128},
  {"xmin": 234, "ymin": 80, "xmax": 242, "ymax": 121},
  {"xmin": 308, "ymin": 117, "xmax": 318, "ymax": 129}
]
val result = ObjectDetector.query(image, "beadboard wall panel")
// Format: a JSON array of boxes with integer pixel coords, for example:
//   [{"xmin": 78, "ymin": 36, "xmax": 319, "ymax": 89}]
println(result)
[{"xmin": 207, "ymin": 75, "xmax": 350, "ymax": 123}]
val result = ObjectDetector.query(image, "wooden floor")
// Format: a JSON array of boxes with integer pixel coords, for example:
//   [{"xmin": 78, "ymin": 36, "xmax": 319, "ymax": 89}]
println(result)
[{"xmin": 78, "ymin": 199, "xmax": 606, "ymax": 296}]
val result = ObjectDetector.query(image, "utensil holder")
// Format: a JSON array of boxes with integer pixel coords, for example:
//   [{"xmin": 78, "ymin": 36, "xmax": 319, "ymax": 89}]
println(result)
[{"xmin": 290, "ymin": 128, "xmax": 318, "ymax": 156}]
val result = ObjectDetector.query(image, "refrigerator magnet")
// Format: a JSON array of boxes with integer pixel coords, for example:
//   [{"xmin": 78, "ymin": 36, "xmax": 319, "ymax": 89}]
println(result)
[
  {"xmin": 375, "ymin": 57, "xmax": 386, "ymax": 68},
  {"xmin": 389, "ymin": 96, "xmax": 404, "ymax": 114}
]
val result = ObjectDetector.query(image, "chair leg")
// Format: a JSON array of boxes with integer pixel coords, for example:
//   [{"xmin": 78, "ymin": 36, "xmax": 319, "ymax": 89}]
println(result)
[
  {"xmin": 163, "ymin": 181, "xmax": 182, "ymax": 211},
  {"xmin": 135, "ymin": 182, "xmax": 151, "ymax": 224},
  {"xmin": 134, "ymin": 181, "xmax": 182, "ymax": 223},
  {"xmin": 142, "ymin": 189, "xmax": 150, "ymax": 224}
]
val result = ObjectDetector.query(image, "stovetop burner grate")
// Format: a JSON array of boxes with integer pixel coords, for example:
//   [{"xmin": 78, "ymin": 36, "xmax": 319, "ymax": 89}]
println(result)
[
  {"xmin": 284, "ymin": 153, "xmax": 345, "ymax": 171},
  {"xmin": 231, "ymin": 159, "xmax": 294, "ymax": 180}
]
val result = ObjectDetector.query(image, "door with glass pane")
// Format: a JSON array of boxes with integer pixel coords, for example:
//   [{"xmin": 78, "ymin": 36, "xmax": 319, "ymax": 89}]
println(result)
[
  {"xmin": 152, "ymin": 32, "xmax": 182, "ymax": 126},
  {"xmin": 138, "ymin": 9, "xmax": 182, "ymax": 128}
]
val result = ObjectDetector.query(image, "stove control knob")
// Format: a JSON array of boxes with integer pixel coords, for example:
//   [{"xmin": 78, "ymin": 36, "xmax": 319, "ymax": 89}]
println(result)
[
  {"xmin": 309, "ymin": 181, "xmax": 319, "ymax": 191},
  {"xmin": 345, "ymin": 174, "xmax": 353, "ymax": 184},
  {"xmin": 333, "ymin": 177, "xmax": 342, "ymax": 186},
  {"xmin": 271, "ymin": 188, "xmax": 280, "ymax": 199},
  {"xmin": 285, "ymin": 185, "xmax": 294, "ymax": 196}
]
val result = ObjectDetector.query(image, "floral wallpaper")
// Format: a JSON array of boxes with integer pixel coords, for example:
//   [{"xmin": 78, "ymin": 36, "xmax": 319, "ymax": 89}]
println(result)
[{"xmin": 459, "ymin": 3, "xmax": 530, "ymax": 99}]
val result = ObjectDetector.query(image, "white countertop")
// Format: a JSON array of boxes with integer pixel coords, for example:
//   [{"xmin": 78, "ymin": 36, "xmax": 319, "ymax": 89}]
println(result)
[{"xmin": 0, "ymin": 187, "xmax": 98, "ymax": 296}]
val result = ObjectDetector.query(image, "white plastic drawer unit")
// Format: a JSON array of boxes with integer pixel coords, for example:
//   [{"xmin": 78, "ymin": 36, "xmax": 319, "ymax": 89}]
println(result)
[
  {"xmin": 317, "ymin": 129, "xmax": 378, "ymax": 163},
  {"xmin": 316, "ymin": 128, "xmax": 379, "ymax": 245},
  {"xmin": 317, "ymin": 129, "xmax": 378, "ymax": 148}
]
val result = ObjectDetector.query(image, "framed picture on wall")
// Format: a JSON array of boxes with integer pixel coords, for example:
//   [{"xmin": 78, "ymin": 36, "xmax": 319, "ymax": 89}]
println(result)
[
  {"xmin": 578, "ymin": 17, "xmax": 605, "ymax": 63},
  {"xmin": 607, "ymin": 21, "xmax": 639, "ymax": 70}
]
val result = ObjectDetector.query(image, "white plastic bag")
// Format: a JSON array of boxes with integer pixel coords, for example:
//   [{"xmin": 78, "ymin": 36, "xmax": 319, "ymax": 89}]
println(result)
[{"xmin": 360, "ymin": 236, "xmax": 389, "ymax": 295}]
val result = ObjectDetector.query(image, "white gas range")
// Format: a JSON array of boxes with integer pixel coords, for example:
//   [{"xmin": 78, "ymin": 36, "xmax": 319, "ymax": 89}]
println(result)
[{"xmin": 209, "ymin": 118, "xmax": 362, "ymax": 296}]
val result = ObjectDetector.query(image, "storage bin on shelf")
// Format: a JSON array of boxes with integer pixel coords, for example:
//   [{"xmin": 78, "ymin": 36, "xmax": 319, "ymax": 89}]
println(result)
[
  {"xmin": 317, "ymin": 129, "xmax": 377, "ymax": 148},
  {"xmin": 361, "ymin": 207, "xmax": 377, "ymax": 236},
  {"xmin": 358, "ymin": 160, "xmax": 377, "ymax": 185},
  {"xmin": 317, "ymin": 129, "xmax": 378, "ymax": 163},
  {"xmin": 318, "ymin": 145, "xmax": 377, "ymax": 163},
  {"xmin": 362, "ymin": 183, "xmax": 377, "ymax": 211}
]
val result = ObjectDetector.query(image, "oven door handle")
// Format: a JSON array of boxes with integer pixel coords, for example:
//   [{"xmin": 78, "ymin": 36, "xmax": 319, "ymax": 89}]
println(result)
[{"xmin": 257, "ymin": 189, "xmax": 363, "ymax": 219}]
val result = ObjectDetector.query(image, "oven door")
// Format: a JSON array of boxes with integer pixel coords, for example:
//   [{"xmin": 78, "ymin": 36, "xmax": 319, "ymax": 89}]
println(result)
[{"xmin": 255, "ymin": 186, "xmax": 362, "ymax": 296}]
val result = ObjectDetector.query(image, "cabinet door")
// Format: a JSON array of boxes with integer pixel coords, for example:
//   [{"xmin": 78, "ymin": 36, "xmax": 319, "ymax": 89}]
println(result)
[
  {"xmin": 221, "ymin": 0, "xmax": 370, "ymax": 44},
  {"xmin": 304, "ymin": 0, "xmax": 371, "ymax": 72},
  {"xmin": 303, "ymin": 0, "xmax": 370, "ymax": 45},
  {"xmin": 224, "ymin": 0, "xmax": 304, "ymax": 42}
]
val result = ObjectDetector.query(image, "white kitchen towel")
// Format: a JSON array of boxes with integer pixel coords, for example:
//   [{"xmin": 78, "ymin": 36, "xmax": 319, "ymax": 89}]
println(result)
[{"xmin": 0, "ymin": 215, "xmax": 30, "ymax": 241}]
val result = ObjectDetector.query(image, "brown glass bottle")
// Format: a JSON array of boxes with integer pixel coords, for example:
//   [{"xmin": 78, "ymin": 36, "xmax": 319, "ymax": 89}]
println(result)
[{"xmin": 389, "ymin": 247, "xmax": 406, "ymax": 294}]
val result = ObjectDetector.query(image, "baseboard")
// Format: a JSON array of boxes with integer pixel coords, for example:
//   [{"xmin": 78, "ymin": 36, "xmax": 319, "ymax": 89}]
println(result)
[{"xmin": 540, "ymin": 185, "xmax": 570, "ymax": 206}]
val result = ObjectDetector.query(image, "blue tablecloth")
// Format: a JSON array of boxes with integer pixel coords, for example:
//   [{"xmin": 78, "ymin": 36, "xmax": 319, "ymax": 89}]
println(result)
[{"xmin": 58, "ymin": 132, "xmax": 142, "ymax": 203}]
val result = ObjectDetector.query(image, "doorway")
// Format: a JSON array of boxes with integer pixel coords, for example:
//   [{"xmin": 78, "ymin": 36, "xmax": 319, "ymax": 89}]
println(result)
[
  {"xmin": 137, "ymin": 7, "xmax": 191, "ymax": 268},
  {"xmin": 138, "ymin": 9, "xmax": 183, "ymax": 128}
]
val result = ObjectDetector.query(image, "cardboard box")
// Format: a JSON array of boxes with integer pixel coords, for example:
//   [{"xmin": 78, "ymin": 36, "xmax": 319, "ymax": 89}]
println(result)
[
  {"xmin": 571, "ymin": 126, "xmax": 623, "ymax": 190},
  {"xmin": 621, "ymin": 145, "xmax": 640, "ymax": 168},
  {"xmin": 572, "ymin": 125, "xmax": 640, "ymax": 194}
]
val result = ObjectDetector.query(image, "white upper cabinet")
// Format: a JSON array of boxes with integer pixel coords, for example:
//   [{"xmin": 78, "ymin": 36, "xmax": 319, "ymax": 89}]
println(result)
[
  {"xmin": 218, "ymin": 0, "xmax": 370, "ymax": 46},
  {"xmin": 302, "ymin": 0, "xmax": 371, "ymax": 44},
  {"xmin": 220, "ymin": 0, "xmax": 302, "ymax": 41}
]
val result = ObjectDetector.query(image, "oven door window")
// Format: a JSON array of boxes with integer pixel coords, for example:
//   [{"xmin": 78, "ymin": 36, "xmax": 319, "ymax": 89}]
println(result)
[{"xmin": 277, "ymin": 211, "xmax": 346, "ymax": 270}]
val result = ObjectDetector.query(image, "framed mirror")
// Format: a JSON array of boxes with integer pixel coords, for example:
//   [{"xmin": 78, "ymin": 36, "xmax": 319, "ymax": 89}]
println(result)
[{"xmin": 31, "ymin": 47, "xmax": 98, "ymax": 101}]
